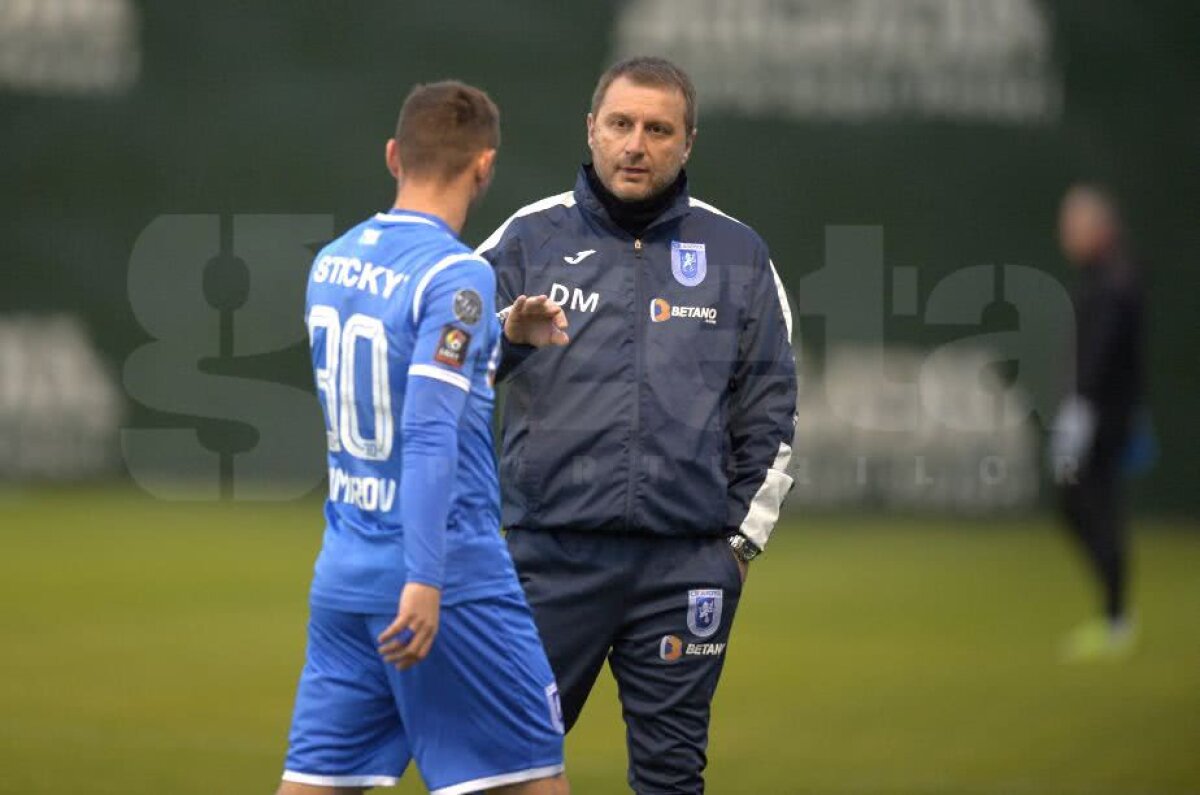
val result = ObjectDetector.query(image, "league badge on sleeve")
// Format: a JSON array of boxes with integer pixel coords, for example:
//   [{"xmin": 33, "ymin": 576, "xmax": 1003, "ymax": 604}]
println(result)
[
  {"xmin": 453, "ymin": 288, "xmax": 483, "ymax": 325},
  {"xmin": 434, "ymin": 325, "xmax": 471, "ymax": 368},
  {"xmin": 687, "ymin": 588, "xmax": 723, "ymax": 638},
  {"xmin": 671, "ymin": 241, "xmax": 707, "ymax": 287}
]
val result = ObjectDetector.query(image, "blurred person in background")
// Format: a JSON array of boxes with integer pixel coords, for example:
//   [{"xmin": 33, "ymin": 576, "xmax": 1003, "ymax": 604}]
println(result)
[
  {"xmin": 1051, "ymin": 184, "xmax": 1148, "ymax": 662},
  {"xmin": 479, "ymin": 57, "xmax": 797, "ymax": 793}
]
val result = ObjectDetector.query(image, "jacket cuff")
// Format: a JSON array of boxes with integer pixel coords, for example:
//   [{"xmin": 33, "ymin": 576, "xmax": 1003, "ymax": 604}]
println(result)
[{"xmin": 496, "ymin": 335, "xmax": 537, "ymax": 382}]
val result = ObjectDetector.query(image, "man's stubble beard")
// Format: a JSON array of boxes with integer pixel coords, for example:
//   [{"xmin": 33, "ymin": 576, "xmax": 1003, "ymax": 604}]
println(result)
[{"xmin": 611, "ymin": 162, "xmax": 683, "ymax": 203}]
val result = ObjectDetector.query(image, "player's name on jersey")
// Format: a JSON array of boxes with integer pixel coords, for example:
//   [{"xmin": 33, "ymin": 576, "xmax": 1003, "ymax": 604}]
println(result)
[
  {"xmin": 329, "ymin": 467, "xmax": 397, "ymax": 512},
  {"xmin": 313, "ymin": 255, "xmax": 411, "ymax": 299}
]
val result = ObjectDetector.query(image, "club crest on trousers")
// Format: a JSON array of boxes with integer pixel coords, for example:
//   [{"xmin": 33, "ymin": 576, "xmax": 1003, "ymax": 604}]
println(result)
[{"xmin": 687, "ymin": 588, "xmax": 723, "ymax": 638}]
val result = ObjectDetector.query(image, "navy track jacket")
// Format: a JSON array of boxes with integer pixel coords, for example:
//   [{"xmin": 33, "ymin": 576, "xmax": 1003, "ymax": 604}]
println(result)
[{"xmin": 477, "ymin": 168, "xmax": 797, "ymax": 550}]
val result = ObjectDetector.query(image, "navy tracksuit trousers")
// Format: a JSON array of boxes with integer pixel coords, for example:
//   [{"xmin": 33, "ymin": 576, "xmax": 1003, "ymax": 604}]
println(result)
[{"xmin": 507, "ymin": 529, "xmax": 743, "ymax": 794}]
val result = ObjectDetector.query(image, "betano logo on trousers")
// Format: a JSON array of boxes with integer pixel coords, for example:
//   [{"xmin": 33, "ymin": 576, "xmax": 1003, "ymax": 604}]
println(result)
[
  {"xmin": 650, "ymin": 297, "xmax": 717, "ymax": 325},
  {"xmin": 659, "ymin": 634, "xmax": 726, "ymax": 662}
]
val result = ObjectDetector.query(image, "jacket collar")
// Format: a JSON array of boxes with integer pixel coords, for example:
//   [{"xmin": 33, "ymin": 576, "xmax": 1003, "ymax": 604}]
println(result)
[{"xmin": 573, "ymin": 164, "xmax": 692, "ymax": 238}]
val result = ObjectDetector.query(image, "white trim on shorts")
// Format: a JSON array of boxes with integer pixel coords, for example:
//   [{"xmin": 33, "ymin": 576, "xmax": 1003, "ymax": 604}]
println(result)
[
  {"xmin": 429, "ymin": 763, "xmax": 566, "ymax": 795},
  {"xmin": 282, "ymin": 770, "xmax": 399, "ymax": 787}
]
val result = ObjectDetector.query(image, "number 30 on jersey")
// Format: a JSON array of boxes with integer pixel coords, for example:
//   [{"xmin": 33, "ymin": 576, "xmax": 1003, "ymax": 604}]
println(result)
[{"xmin": 307, "ymin": 304, "xmax": 393, "ymax": 461}]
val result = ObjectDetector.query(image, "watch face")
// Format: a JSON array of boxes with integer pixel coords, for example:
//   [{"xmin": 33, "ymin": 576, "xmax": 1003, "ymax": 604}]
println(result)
[
  {"xmin": 731, "ymin": 536, "xmax": 758, "ymax": 561},
  {"xmin": 730, "ymin": 536, "xmax": 754, "ymax": 562}
]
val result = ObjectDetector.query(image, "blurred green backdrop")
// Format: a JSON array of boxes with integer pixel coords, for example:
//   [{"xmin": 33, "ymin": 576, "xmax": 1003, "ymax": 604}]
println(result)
[{"xmin": 1, "ymin": 0, "xmax": 1197, "ymax": 512}]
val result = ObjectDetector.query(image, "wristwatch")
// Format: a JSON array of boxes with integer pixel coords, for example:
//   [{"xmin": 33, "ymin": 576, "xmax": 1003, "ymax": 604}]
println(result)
[{"xmin": 728, "ymin": 533, "xmax": 761, "ymax": 564}]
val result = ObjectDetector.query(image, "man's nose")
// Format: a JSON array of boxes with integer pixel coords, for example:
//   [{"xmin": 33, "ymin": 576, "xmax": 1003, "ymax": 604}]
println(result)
[{"xmin": 624, "ymin": 125, "xmax": 647, "ymax": 156}]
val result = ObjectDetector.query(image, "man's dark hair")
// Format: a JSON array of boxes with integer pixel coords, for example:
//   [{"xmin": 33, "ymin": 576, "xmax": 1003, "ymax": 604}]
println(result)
[
  {"xmin": 395, "ymin": 80, "xmax": 500, "ymax": 181},
  {"xmin": 591, "ymin": 56, "xmax": 697, "ymax": 135}
]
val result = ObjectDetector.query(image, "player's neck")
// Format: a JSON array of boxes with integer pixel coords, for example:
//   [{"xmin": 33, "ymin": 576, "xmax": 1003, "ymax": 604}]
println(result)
[{"xmin": 392, "ymin": 181, "xmax": 470, "ymax": 235}]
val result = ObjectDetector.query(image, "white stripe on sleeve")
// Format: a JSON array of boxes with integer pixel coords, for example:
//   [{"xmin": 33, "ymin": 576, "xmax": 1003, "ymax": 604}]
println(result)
[
  {"xmin": 768, "ymin": 258, "xmax": 793, "ymax": 342},
  {"xmin": 475, "ymin": 191, "xmax": 576, "ymax": 255},
  {"xmin": 738, "ymin": 440, "xmax": 794, "ymax": 550},
  {"xmin": 689, "ymin": 197, "xmax": 798, "ymax": 550},
  {"xmin": 411, "ymin": 253, "xmax": 484, "ymax": 323},
  {"xmin": 408, "ymin": 364, "xmax": 470, "ymax": 392}
]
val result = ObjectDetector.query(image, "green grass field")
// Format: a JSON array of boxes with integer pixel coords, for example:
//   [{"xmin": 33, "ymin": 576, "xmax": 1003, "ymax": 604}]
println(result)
[{"xmin": 1, "ymin": 489, "xmax": 1197, "ymax": 794}]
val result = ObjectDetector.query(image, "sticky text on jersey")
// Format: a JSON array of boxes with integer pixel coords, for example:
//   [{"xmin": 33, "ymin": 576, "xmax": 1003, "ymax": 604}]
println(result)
[{"xmin": 313, "ymin": 255, "xmax": 411, "ymax": 299}]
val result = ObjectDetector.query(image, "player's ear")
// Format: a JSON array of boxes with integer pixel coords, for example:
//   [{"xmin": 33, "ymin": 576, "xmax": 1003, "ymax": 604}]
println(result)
[
  {"xmin": 682, "ymin": 126, "xmax": 696, "ymax": 164},
  {"xmin": 471, "ymin": 149, "xmax": 497, "ymax": 201},
  {"xmin": 475, "ymin": 149, "xmax": 496, "ymax": 184},
  {"xmin": 385, "ymin": 138, "xmax": 402, "ymax": 180},
  {"xmin": 586, "ymin": 112, "xmax": 596, "ymax": 149}
]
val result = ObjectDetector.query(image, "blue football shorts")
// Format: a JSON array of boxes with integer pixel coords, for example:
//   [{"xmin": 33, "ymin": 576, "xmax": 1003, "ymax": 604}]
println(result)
[{"xmin": 282, "ymin": 591, "xmax": 565, "ymax": 793}]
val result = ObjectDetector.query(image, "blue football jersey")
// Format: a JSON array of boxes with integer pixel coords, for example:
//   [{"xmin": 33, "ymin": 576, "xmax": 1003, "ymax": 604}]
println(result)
[{"xmin": 303, "ymin": 209, "xmax": 516, "ymax": 613}]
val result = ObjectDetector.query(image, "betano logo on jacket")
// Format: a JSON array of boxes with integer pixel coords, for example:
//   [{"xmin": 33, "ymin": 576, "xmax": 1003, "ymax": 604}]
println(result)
[{"xmin": 650, "ymin": 297, "xmax": 717, "ymax": 324}]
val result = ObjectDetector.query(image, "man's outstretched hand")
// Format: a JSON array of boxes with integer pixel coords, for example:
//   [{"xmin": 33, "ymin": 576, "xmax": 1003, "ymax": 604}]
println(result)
[
  {"xmin": 377, "ymin": 582, "xmax": 441, "ymax": 671},
  {"xmin": 504, "ymin": 294, "xmax": 570, "ymax": 347}
]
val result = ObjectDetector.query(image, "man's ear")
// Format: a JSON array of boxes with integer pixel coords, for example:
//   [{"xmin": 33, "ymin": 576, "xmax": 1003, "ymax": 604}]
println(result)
[
  {"xmin": 586, "ymin": 112, "xmax": 596, "ymax": 150},
  {"xmin": 385, "ymin": 138, "xmax": 402, "ymax": 179},
  {"xmin": 682, "ymin": 127, "xmax": 697, "ymax": 164}
]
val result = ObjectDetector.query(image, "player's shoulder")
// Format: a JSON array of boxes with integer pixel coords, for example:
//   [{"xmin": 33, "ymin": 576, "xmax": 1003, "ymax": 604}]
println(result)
[
  {"xmin": 365, "ymin": 214, "xmax": 488, "ymax": 282},
  {"xmin": 412, "ymin": 245, "xmax": 493, "ymax": 303},
  {"xmin": 475, "ymin": 190, "xmax": 577, "ymax": 255},
  {"xmin": 409, "ymin": 248, "xmax": 495, "ymax": 330},
  {"xmin": 685, "ymin": 196, "xmax": 769, "ymax": 251}
]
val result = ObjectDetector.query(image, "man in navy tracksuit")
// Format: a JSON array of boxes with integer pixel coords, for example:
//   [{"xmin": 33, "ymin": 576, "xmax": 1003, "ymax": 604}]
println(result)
[{"xmin": 479, "ymin": 57, "xmax": 797, "ymax": 793}]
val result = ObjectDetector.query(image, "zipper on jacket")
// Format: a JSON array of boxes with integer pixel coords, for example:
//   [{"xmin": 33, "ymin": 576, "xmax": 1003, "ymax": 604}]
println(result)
[{"xmin": 625, "ymin": 237, "xmax": 644, "ymax": 530}]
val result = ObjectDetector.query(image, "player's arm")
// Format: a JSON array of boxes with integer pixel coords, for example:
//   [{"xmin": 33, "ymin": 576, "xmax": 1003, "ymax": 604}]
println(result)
[
  {"xmin": 724, "ymin": 247, "xmax": 798, "ymax": 566},
  {"xmin": 377, "ymin": 257, "xmax": 495, "ymax": 670},
  {"xmin": 476, "ymin": 222, "xmax": 568, "ymax": 382},
  {"xmin": 1050, "ymin": 281, "xmax": 1132, "ymax": 475}
]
